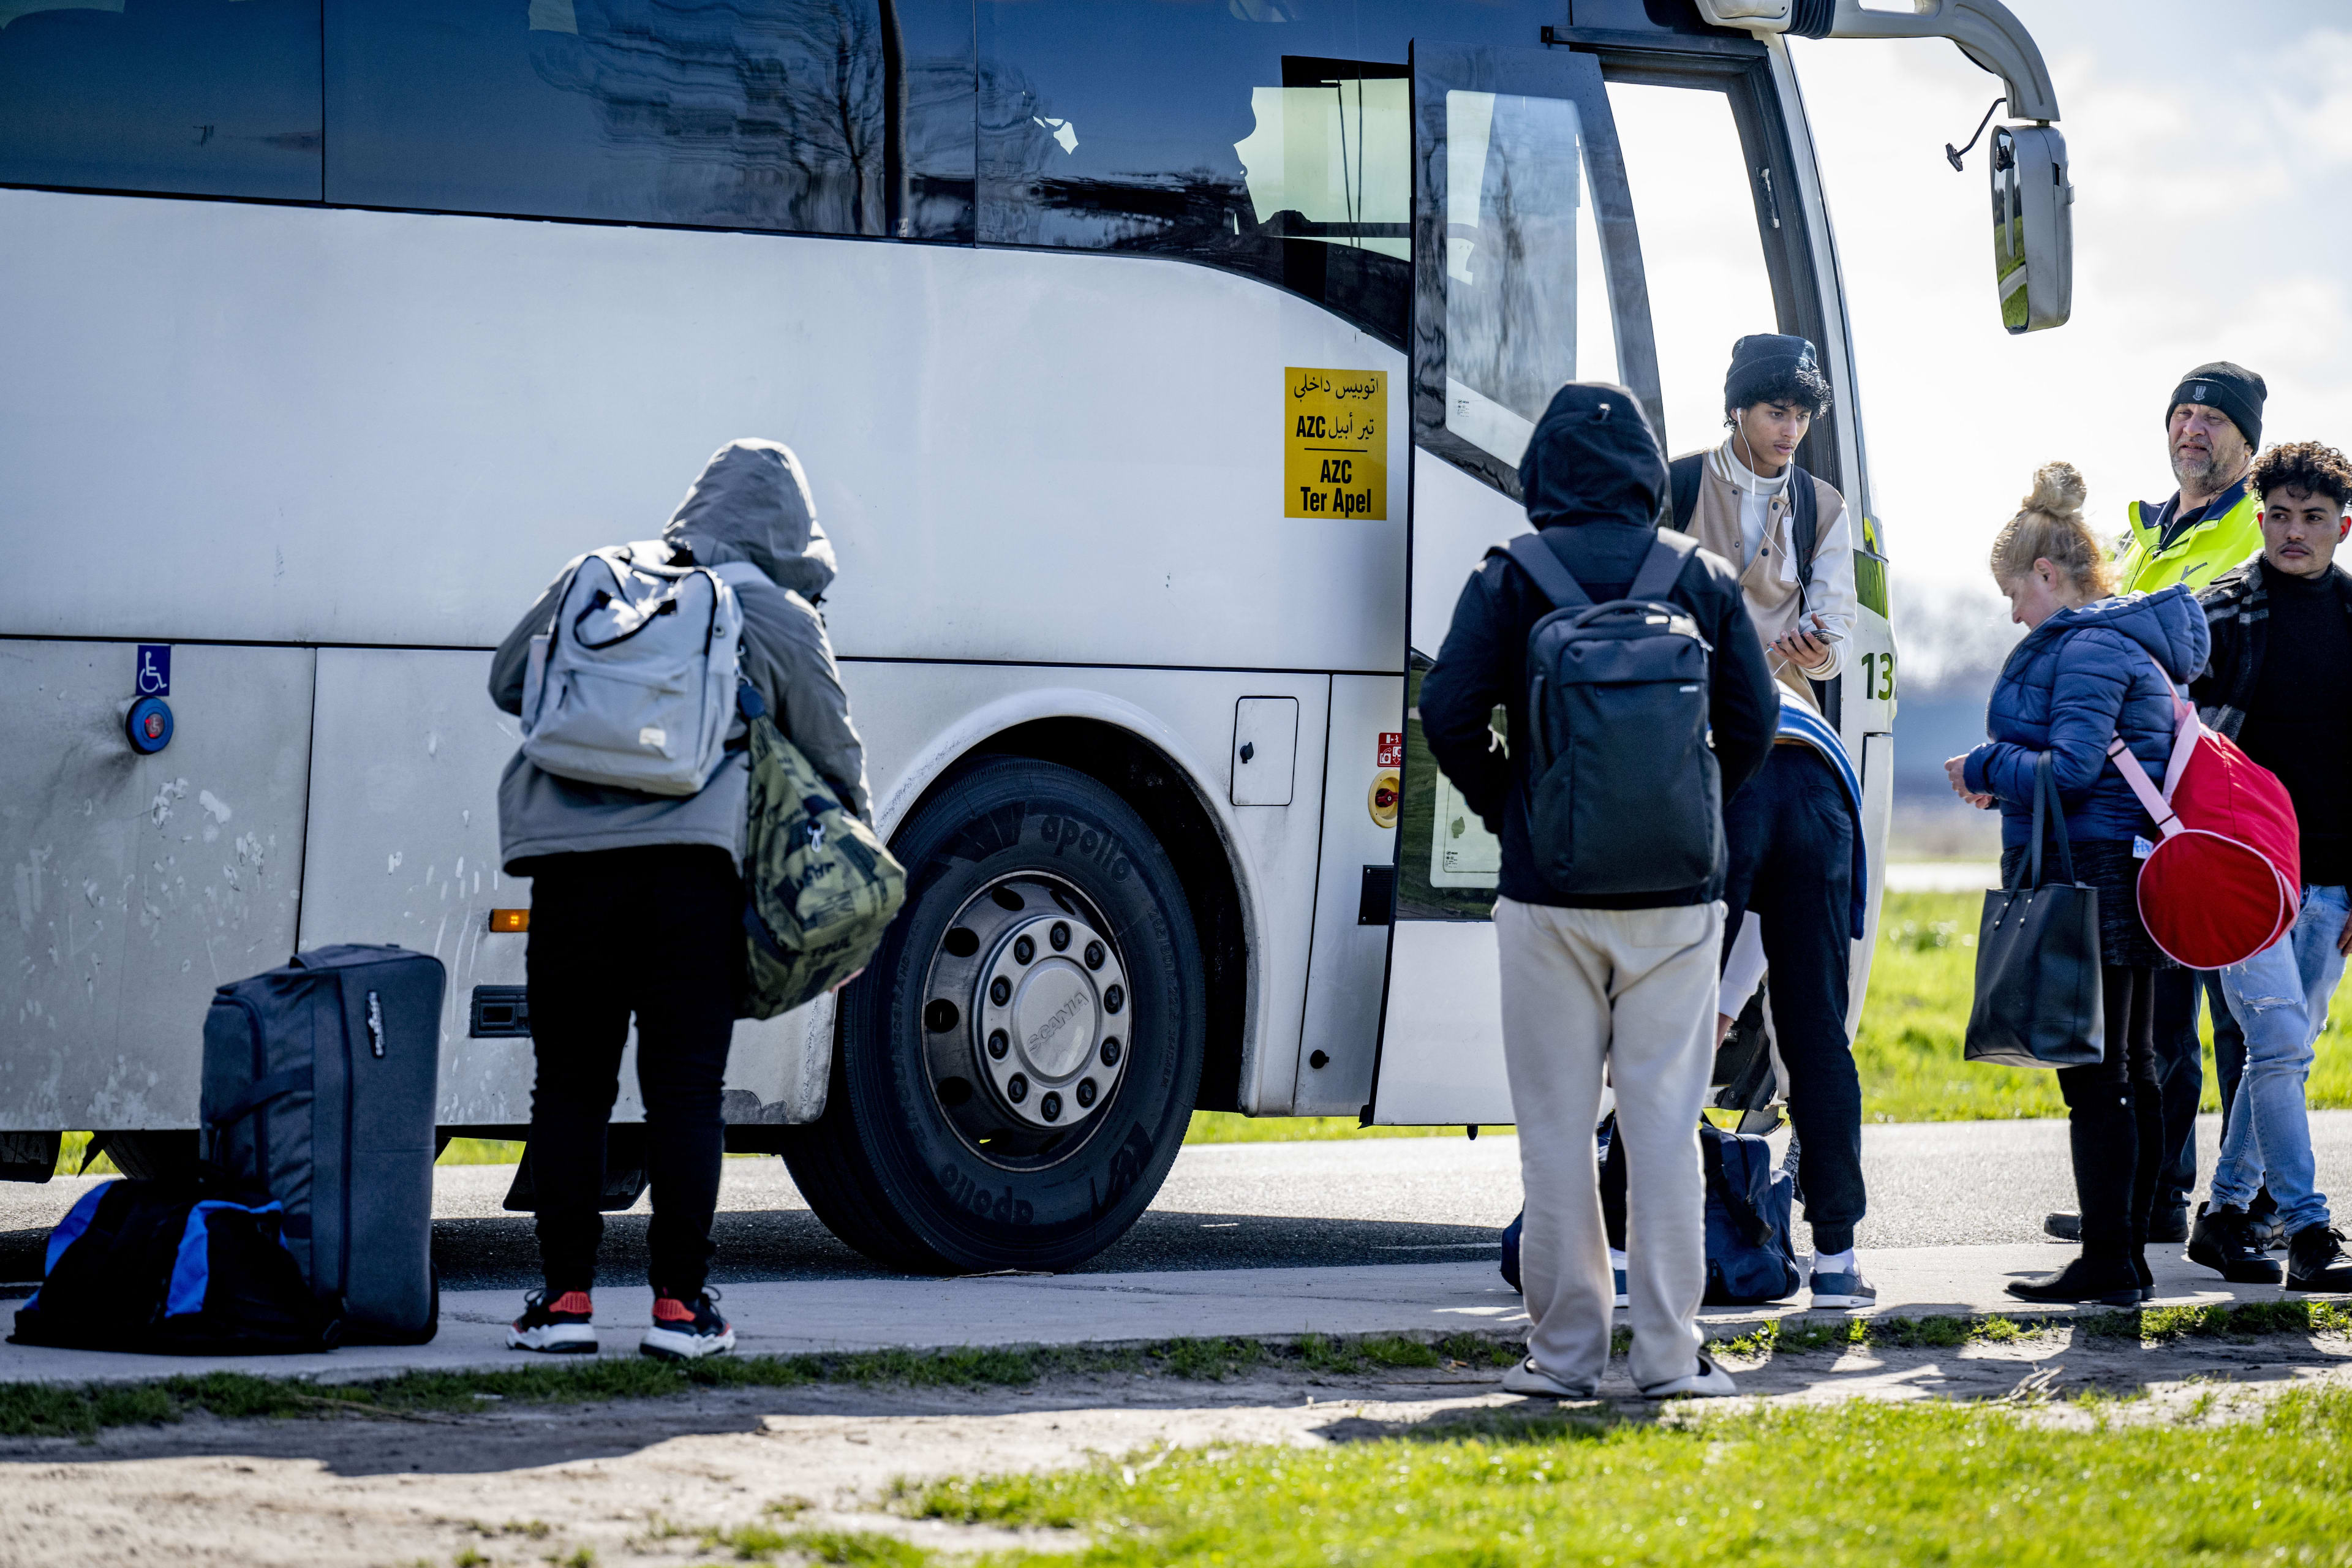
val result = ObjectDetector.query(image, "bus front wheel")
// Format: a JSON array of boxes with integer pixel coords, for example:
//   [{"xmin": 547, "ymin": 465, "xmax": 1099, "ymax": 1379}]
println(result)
[{"xmin": 781, "ymin": 756, "xmax": 1206, "ymax": 1273}]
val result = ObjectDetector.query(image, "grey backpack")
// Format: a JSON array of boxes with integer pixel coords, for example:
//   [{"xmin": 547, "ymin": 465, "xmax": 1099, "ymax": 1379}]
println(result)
[
  {"xmin": 1493, "ymin": 530, "xmax": 1723, "ymax": 898},
  {"xmin": 519, "ymin": 546, "xmax": 761, "ymax": 796}
]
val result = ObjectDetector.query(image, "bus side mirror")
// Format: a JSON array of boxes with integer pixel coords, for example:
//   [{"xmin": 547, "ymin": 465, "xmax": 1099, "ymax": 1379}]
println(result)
[{"xmin": 1991, "ymin": 123, "xmax": 2071, "ymax": 333}]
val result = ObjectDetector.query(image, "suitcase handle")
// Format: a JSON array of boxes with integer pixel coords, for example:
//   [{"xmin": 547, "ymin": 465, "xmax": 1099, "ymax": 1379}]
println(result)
[{"xmin": 206, "ymin": 1066, "xmax": 313, "ymax": 1127}]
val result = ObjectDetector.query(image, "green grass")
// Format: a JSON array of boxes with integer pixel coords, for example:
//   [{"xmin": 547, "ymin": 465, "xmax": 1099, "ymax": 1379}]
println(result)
[
  {"xmin": 1707, "ymin": 1298, "xmax": 2352, "ymax": 1360},
  {"xmin": 706, "ymin": 1525, "xmax": 926, "ymax": 1564},
  {"xmin": 11, "ymin": 1305, "xmax": 2352, "ymax": 1447},
  {"xmin": 1183, "ymin": 1113, "xmax": 1509, "ymax": 1143},
  {"xmin": 908, "ymin": 1384, "xmax": 2352, "ymax": 1566},
  {"xmin": 0, "ymin": 1330, "xmax": 1528, "ymax": 1442},
  {"xmin": 1858, "ymin": 891, "xmax": 2352, "ymax": 1122}
]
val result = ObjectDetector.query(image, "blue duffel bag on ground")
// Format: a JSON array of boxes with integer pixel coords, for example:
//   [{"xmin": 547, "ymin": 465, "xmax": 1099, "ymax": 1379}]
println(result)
[
  {"xmin": 9, "ymin": 1178, "xmax": 341, "ymax": 1354},
  {"xmin": 1698, "ymin": 1121, "xmax": 1801, "ymax": 1306},
  {"xmin": 1499, "ymin": 1119, "xmax": 1798, "ymax": 1305}
]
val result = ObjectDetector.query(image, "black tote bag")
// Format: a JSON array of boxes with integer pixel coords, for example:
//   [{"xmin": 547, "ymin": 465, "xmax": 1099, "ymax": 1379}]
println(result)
[{"xmin": 1964, "ymin": 755, "xmax": 2106, "ymax": 1069}]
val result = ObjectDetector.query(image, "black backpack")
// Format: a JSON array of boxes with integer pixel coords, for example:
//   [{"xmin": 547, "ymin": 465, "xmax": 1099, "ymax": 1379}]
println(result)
[
  {"xmin": 1492, "ymin": 530, "xmax": 1722, "ymax": 899},
  {"xmin": 9, "ymin": 1178, "xmax": 341, "ymax": 1355},
  {"xmin": 1668, "ymin": 452, "xmax": 1820, "ymax": 606}
]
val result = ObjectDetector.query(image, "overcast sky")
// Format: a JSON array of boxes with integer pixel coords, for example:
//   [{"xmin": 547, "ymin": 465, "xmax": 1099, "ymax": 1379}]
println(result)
[{"xmin": 1785, "ymin": 1, "xmax": 2352, "ymax": 680}]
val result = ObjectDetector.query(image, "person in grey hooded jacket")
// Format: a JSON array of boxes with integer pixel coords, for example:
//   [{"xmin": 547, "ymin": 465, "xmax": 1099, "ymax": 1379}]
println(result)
[{"xmin": 489, "ymin": 438, "xmax": 869, "ymax": 1362}]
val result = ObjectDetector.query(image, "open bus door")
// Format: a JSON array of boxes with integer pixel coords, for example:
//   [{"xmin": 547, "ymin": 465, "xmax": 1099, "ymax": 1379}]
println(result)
[{"xmin": 1368, "ymin": 42, "xmax": 1660, "ymax": 1127}]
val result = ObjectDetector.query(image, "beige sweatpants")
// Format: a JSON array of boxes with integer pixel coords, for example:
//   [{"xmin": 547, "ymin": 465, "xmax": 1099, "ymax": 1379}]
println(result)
[{"xmin": 1496, "ymin": 895, "xmax": 1723, "ymax": 1392}]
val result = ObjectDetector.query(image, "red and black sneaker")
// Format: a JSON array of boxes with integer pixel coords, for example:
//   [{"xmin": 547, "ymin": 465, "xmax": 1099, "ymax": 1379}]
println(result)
[
  {"xmin": 641, "ymin": 1288, "xmax": 735, "ymax": 1362},
  {"xmin": 507, "ymin": 1289, "xmax": 597, "ymax": 1354}
]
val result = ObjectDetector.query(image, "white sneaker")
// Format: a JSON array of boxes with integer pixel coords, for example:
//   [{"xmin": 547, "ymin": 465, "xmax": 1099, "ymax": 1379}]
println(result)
[
  {"xmin": 1501, "ymin": 1357, "xmax": 1597, "ymax": 1398},
  {"xmin": 1639, "ymin": 1352, "xmax": 1738, "ymax": 1399},
  {"xmin": 639, "ymin": 1289, "xmax": 736, "ymax": 1362},
  {"xmin": 1809, "ymin": 1269, "xmax": 1877, "ymax": 1311}
]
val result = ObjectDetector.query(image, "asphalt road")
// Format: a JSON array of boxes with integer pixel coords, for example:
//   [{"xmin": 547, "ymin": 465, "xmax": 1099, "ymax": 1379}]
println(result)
[{"xmin": 7, "ymin": 1114, "xmax": 2351, "ymax": 1294}]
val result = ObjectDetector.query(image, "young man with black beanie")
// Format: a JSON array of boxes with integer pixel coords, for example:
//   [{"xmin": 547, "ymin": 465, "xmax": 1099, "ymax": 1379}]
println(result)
[
  {"xmin": 2050, "ymin": 361, "xmax": 2271, "ymax": 1250},
  {"xmin": 1421, "ymin": 382, "xmax": 1777, "ymax": 1400},
  {"xmin": 1665, "ymin": 333, "xmax": 1873, "ymax": 1311}
]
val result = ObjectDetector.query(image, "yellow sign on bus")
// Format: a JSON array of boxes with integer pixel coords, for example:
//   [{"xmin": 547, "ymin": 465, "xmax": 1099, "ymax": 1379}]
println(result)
[{"xmin": 1284, "ymin": 366, "xmax": 1385, "ymax": 521}]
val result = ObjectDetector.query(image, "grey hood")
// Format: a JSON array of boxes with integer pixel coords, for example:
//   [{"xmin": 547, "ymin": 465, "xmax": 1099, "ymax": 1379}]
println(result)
[{"xmin": 662, "ymin": 438, "xmax": 837, "ymax": 601}]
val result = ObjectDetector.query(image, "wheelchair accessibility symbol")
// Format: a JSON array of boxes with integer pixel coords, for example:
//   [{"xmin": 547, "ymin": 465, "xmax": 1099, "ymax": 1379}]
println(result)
[{"xmin": 135, "ymin": 644, "xmax": 170, "ymax": 696}]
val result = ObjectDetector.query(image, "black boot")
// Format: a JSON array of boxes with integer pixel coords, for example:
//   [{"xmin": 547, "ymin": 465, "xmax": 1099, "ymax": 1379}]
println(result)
[
  {"xmin": 2286, "ymin": 1226, "xmax": 2352, "ymax": 1292},
  {"xmin": 2044, "ymin": 1212, "xmax": 2082, "ymax": 1242},
  {"xmin": 2188, "ymin": 1202, "xmax": 2283, "ymax": 1284},
  {"xmin": 2132, "ymin": 1251, "xmax": 2155, "ymax": 1303},
  {"xmin": 2007, "ymin": 1253, "xmax": 2144, "ymax": 1306},
  {"xmin": 2250, "ymin": 1187, "xmax": 2286, "ymax": 1250},
  {"xmin": 2128, "ymin": 1081, "xmax": 2167, "ymax": 1251}
]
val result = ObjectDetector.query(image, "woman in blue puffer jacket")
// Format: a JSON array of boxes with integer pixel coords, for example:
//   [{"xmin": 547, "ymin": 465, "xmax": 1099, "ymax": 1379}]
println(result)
[{"xmin": 1943, "ymin": 463, "xmax": 2210, "ymax": 1308}]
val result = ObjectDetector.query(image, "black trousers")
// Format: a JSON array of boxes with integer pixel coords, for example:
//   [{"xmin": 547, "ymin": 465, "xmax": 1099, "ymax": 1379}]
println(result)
[
  {"xmin": 2149, "ymin": 967, "xmax": 2210, "ymax": 1216},
  {"xmin": 1719, "ymin": 745, "xmax": 1863, "ymax": 1256},
  {"xmin": 2057, "ymin": 965, "xmax": 2162, "ymax": 1261},
  {"xmin": 523, "ymin": 845, "xmax": 744, "ymax": 1297}
]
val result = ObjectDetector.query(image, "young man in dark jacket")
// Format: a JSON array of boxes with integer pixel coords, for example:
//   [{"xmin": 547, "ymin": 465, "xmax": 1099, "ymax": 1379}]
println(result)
[
  {"xmin": 2184, "ymin": 440, "xmax": 2352, "ymax": 1291},
  {"xmin": 1676, "ymin": 334, "xmax": 1874, "ymax": 1311},
  {"xmin": 1421, "ymin": 383, "xmax": 1776, "ymax": 1400}
]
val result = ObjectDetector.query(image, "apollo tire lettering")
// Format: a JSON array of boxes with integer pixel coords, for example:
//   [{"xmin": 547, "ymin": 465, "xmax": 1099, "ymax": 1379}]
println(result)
[
  {"xmin": 938, "ymin": 1161, "xmax": 1035, "ymax": 1226},
  {"xmin": 1036, "ymin": 812, "xmax": 1132, "ymax": 881}
]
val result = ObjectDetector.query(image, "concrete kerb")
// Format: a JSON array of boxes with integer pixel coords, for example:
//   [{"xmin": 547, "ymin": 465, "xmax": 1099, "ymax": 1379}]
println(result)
[{"xmin": 2, "ymin": 1243, "xmax": 2345, "ymax": 1392}]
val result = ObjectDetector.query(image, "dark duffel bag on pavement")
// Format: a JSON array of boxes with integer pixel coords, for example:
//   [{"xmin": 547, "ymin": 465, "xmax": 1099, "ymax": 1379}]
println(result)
[
  {"xmin": 203, "ymin": 944, "xmax": 445, "ymax": 1344},
  {"xmin": 9, "ymin": 1177, "xmax": 341, "ymax": 1354},
  {"xmin": 1698, "ymin": 1121, "xmax": 1800, "ymax": 1306},
  {"xmin": 1499, "ymin": 1118, "xmax": 1798, "ymax": 1305},
  {"xmin": 1965, "ymin": 755, "xmax": 2105, "ymax": 1069}
]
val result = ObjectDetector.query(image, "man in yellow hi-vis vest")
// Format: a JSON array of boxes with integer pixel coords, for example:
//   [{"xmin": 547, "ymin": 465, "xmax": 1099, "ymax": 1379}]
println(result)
[
  {"xmin": 2051, "ymin": 361, "xmax": 2268, "ymax": 1250},
  {"xmin": 2114, "ymin": 361, "xmax": 2267, "ymax": 594}
]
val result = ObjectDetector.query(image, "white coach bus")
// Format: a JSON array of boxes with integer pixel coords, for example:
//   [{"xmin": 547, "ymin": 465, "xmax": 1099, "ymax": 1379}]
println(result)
[{"xmin": 0, "ymin": 0, "xmax": 2067, "ymax": 1270}]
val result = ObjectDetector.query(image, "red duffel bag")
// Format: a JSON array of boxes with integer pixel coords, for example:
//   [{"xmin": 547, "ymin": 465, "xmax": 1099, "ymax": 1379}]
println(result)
[{"xmin": 2106, "ymin": 656, "xmax": 2301, "ymax": 970}]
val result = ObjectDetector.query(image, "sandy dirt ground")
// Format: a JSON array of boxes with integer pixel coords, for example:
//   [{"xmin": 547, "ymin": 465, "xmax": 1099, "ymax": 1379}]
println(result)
[{"xmin": 4, "ymin": 1330, "xmax": 2350, "ymax": 1567}]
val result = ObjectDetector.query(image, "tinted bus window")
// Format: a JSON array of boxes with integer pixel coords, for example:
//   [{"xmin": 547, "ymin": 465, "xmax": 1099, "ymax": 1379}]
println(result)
[
  {"xmin": 982, "ymin": 1, "xmax": 1555, "ymax": 349},
  {"xmin": 979, "ymin": 4, "xmax": 1404, "ymax": 344},
  {"xmin": 326, "ymin": 0, "xmax": 974, "ymax": 241},
  {"xmin": 0, "ymin": 0, "xmax": 322, "ymax": 200}
]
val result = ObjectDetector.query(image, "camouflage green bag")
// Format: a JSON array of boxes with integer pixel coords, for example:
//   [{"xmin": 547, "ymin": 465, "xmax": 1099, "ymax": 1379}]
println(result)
[{"xmin": 737, "ymin": 686, "xmax": 906, "ymax": 1019}]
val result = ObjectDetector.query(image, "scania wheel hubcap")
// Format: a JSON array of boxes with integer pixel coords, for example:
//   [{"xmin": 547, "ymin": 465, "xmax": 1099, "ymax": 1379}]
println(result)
[{"xmin": 921, "ymin": 874, "xmax": 1132, "ymax": 1156}]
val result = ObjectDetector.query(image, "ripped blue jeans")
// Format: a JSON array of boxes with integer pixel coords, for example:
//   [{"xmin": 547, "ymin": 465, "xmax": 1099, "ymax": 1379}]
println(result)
[{"xmin": 2210, "ymin": 885, "xmax": 2351, "ymax": 1235}]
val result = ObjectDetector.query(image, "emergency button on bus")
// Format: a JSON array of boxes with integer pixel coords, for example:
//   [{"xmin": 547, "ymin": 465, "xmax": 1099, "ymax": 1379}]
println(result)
[{"xmin": 126, "ymin": 695, "xmax": 173, "ymax": 754}]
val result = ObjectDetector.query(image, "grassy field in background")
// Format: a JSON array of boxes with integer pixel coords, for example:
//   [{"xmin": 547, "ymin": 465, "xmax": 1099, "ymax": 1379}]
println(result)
[
  {"xmin": 1861, "ymin": 891, "xmax": 2352, "ymax": 1122},
  {"xmin": 58, "ymin": 892, "xmax": 2352, "ymax": 1175},
  {"xmin": 907, "ymin": 1385, "xmax": 2352, "ymax": 1566},
  {"xmin": 427, "ymin": 1120, "xmax": 1482, "ymax": 1166}
]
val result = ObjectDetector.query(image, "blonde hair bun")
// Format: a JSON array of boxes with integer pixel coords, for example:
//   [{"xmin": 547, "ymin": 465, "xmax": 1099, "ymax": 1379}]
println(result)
[
  {"xmin": 1989, "ymin": 460, "xmax": 2113, "ymax": 601},
  {"xmin": 2024, "ymin": 461, "xmax": 2087, "ymax": 523}
]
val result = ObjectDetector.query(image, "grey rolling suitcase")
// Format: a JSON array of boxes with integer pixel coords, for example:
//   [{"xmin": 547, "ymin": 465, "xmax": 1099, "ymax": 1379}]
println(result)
[{"xmin": 202, "ymin": 944, "xmax": 445, "ymax": 1344}]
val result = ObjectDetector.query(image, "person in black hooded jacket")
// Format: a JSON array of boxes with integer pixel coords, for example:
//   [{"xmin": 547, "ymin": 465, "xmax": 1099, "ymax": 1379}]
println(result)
[
  {"xmin": 1421, "ymin": 386, "xmax": 1777, "ymax": 890},
  {"xmin": 1420, "ymin": 383, "xmax": 1776, "ymax": 1401}
]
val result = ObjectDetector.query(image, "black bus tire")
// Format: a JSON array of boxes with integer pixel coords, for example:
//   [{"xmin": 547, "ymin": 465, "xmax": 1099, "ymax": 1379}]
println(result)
[{"xmin": 781, "ymin": 755, "xmax": 1207, "ymax": 1273}]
